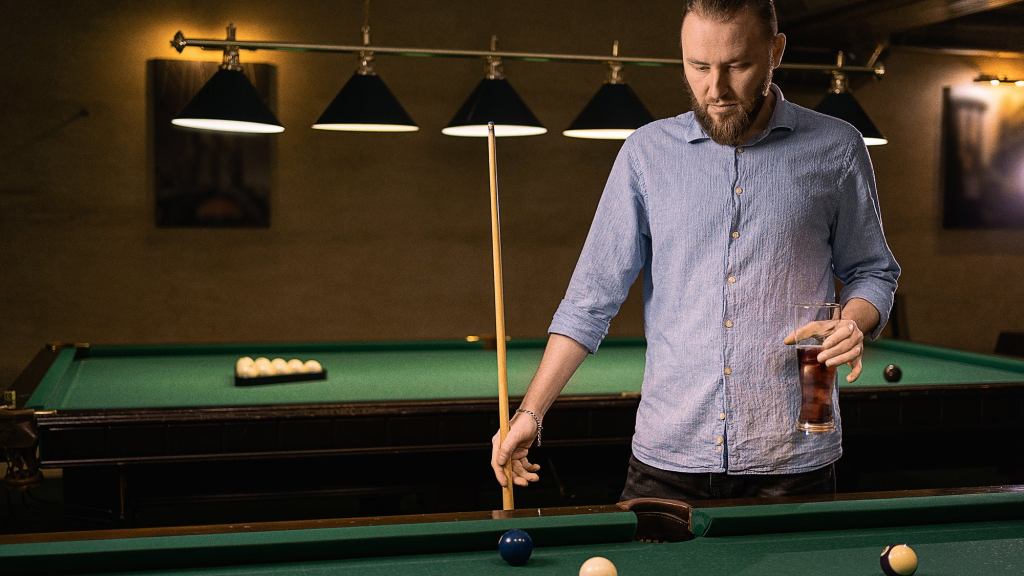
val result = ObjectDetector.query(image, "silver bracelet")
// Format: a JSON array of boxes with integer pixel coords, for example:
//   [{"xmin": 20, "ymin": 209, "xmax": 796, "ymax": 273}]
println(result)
[{"xmin": 515, "ymin": 408, "xmax": 543, "ymax": 447}]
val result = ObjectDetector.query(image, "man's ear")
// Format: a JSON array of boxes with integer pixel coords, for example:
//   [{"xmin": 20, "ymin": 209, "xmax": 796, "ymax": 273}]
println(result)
[{"xmin": 771, "ymin": 33, "xmax": 787, "ymax": 69}]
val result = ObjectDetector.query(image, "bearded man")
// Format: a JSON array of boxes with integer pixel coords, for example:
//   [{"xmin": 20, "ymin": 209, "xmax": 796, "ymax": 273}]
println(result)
[{"xmin": 491, "ymin": 0, "xmax": 900, "ymax": 500}]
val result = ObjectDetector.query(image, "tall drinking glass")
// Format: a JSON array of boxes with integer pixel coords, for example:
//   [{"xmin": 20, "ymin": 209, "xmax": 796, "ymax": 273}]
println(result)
[{"xmin": 792, "ymin": 303, "xmax": 841, "ymax": 433}]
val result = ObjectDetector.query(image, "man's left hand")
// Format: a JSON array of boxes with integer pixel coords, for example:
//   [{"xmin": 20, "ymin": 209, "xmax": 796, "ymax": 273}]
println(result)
[{"xmin": 784, "ymin": 319, "xmax": 865, "ymax": 382}]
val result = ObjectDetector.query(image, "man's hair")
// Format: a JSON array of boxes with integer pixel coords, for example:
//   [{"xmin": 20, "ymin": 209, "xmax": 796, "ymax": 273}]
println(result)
[{"xmin": 681, "ymin": 0, "xmax": 778, "ymax": 39}]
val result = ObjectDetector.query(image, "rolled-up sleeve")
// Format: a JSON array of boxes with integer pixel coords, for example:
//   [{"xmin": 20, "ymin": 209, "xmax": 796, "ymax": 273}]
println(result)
[
  {"xmin": 831, "ymin": 140, "xmax": 901, "ymax": 340},
  {"xmin": 549, "ymin": 139, "xmax": 651, "ymax": 353}
]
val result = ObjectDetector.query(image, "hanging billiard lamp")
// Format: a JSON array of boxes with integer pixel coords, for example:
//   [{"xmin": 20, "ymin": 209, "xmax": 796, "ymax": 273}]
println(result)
[
  {"xmin": 172, "ymin": 24, "xmax": 284, "ymax": 134},
  {"xmin": 564, "ymin": 42, "xmax": 654, "ymax": 140},
  {"xmin": 442, "ymin": 36, "xmax": 546, "ymax": 137}
]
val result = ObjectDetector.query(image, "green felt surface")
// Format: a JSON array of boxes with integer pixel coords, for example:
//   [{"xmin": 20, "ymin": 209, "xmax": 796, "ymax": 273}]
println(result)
[
  {"xmin": 6, "ymin": 506, "xmax": 1024, "ymax": 575},
  {"xmin": 242, "ymin": 520, "xmax": 1024, "ymax": 576},
  {"xmin": 26, "ymin": 339, "xmax": 1024, "ymax": 410},
  {"xmin": 27, "ymin": 341, "xmax": 641, "ymax": 410}
]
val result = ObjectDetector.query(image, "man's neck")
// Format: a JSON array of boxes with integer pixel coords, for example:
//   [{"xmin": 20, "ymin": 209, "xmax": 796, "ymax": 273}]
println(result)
[{"xmin": 739, "ymin": 86, "xmax": 777, "ymax": 144}]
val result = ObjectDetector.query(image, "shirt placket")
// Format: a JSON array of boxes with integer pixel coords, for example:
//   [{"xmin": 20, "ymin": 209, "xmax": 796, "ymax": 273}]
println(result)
[{"xmin": 720, "ymin": 145, "xmax": 746, "ymax": 468}]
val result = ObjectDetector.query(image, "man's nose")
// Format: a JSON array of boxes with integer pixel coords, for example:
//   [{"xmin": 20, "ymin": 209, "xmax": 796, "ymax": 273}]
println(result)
[{"xmin": 707, "ymin": 69, "xmax": 729, "ymax": 101}]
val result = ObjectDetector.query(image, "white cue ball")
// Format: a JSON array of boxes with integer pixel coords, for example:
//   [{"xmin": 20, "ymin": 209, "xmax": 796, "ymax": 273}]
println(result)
[
  {"xmin": 303, "ymin": 359, "xmax": 323, "ymax": 373},
  {"xmin": 287, "ymin": 359, "xmax": 305, "ymax": 373},
  {"xmin": 271, "ymin": 358, "xmax": 290, "ymax": 374},
  {"xmin": 579, "ymin": 557, "xmax": 617, "ymax": 576}
]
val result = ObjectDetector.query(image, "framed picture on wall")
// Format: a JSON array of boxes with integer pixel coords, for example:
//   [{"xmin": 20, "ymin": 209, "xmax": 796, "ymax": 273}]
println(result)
[
  {"xmin": 149, "ymin": 59, "xmax": 276, "ymax": 228},
  {"xmin": 942, "ymin": 84, "xmax": 1024, "ymax": 229}
]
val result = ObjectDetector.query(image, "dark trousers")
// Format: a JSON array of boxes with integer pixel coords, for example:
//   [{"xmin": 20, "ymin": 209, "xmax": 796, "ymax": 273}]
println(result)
[{"xmin": 620, "ymin": 455, "xmax": 836, "ymax": 501}]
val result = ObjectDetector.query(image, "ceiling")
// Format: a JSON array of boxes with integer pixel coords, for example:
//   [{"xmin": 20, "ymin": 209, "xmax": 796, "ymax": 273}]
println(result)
[{"xmin": 776, "ymin": 0, "xmax": 1024, "ymax": 65}]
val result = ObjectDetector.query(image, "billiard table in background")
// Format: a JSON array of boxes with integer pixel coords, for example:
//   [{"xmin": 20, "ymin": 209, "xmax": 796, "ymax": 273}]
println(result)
[
  {"xmin": 2, "ymin": 486, "xmax": 1024, "ymax": 575},
  {"xmin": 2, "ymin": 337, "xmax": 1023, "ymax": 530}
]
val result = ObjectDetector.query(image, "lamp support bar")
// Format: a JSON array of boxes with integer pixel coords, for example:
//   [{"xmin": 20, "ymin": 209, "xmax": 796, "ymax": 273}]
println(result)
[{"xmin": 170, "ymin": 31, "xmax": 884, "ymax": 77}]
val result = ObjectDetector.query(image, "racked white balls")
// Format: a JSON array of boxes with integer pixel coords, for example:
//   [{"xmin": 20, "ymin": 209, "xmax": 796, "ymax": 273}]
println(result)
[
  {"xmin": 303, "ymin": 359, "xmax": 323, "ymax": 373},
  {"xmin": 271, "ymin": 358, "xmax": 290, "ymax": 374},
  {"xmin": 236, "ymin": 357, "xmax": 255, "ymax": 377}
]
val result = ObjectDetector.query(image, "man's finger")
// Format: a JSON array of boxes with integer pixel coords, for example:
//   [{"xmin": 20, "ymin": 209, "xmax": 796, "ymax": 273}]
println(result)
[
  {"xmin": 824, "ymin": 344, "xmax": 862, "ymax": 367},
  {"xmin": 846, "ymin": 356, "xmax": 863, "ymax": 382},
  {"xmin": 490, "ymin": 433, "xmax": 508, "ymax": 487},
  {"xmin": 512, "ymin": 459, "xmax": 540, "ymax": 484},
  {"xmin": 788, "ymin": 320, "xmax": 838, "ymax": 346},
  {"xmin": 491, "ymin": 457, "xmax": 507, "ymax": 487},
  {"xmin": 821, "ymin": 320, "xmax": 860, "ymax": 350}
]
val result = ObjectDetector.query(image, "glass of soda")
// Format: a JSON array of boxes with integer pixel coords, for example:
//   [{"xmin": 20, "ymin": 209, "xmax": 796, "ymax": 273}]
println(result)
[{"xmin": 792, "ymin": 302, "xmax": 842, "ymax": 433}]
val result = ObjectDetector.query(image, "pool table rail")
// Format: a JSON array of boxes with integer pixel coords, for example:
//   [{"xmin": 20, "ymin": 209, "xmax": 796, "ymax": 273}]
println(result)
[{"xmin": 0, "ymin": 502, "xmax": 662, "ymax": 575}]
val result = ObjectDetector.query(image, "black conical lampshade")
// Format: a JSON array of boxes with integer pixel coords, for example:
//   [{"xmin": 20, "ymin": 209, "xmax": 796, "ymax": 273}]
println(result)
[
  {"xmin": 172, "ymin": 68, "xmax": 284, "ymax": 134},
  {"xmin": 312, "ymin": 72, "xmax": 418, "ymax": 132},
  {"xmin": 814, "ymin": 92, "xmax": 886, "ymax": 146},
  {"xmin": 442, "ymin": 78, "xmax": 546, "ymax": 137},
  {"xmin": 564, "ymin": 83, "xmax": 654, "ymax": 140}
]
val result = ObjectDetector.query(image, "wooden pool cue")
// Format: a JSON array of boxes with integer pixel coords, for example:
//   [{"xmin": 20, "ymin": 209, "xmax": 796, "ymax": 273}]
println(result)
[{"xmin": 487, "ymin": 122, "xmax": 514, "ymax": 511}]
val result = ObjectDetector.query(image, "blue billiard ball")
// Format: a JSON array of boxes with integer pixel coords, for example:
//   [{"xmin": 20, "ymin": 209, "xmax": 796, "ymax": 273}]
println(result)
[{"xmin": 498, "ymin": 529, "xmax": 533, "ymax": 566}]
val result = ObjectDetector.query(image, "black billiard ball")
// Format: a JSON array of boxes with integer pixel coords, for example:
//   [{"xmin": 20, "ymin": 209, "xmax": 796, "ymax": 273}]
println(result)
[
  {"xmin": 498, "ymin": 529, "xmax": 533, "ymax": 566},
  {"xmin": 883, "ymin": 364, "xmax": 902, "ymax": 383},
  {"xmin": 880, "ymin": 543, "xmax": 918, "ymax": 575}
]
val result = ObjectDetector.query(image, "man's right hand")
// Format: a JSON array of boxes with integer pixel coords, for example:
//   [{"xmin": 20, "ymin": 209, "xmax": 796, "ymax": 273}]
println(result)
[{"xmin": 491, "ymin": 413, "xmax": 542, "ymax": 487}]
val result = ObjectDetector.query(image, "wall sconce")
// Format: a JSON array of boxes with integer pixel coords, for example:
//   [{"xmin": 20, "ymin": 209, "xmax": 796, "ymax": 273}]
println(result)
[{"xmin": 975, "ymin": 74, "xmax": 1024, "ymax": 87}]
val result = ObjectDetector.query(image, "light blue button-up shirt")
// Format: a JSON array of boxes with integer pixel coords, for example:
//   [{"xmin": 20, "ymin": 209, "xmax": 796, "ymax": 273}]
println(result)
[{"xmin": 549, "ymin": 85, "xmax": 900, "ymax": 474}]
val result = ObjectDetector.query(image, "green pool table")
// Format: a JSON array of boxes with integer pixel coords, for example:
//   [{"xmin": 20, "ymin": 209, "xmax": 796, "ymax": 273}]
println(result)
[
  {"xmin": 3, "ymin": 338, "xmax": 1024, "ymax": 526},
  {"xmin": 3, "ymin": 487, "xmax": 1024, "ymax": 575}
]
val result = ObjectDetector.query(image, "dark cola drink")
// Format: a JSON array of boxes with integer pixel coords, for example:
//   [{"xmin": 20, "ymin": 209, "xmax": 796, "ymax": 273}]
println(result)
[{"xmin": 797, "ymin": 346, "xmax": 837, "ymax": 432}]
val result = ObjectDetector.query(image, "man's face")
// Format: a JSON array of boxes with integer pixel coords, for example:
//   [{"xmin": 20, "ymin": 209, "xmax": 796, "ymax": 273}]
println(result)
[{"xmin": 680, "ymin": 8, "xmax": 784, "ymax": 146}]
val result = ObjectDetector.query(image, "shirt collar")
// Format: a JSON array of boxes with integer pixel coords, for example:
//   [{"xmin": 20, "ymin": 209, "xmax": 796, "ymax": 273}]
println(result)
[{"xmin": 683, "ymin": 83, "xmax": 796, "ymax": 144}]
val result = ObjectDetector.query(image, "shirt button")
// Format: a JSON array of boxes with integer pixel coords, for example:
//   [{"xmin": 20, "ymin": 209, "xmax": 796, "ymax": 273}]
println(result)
[
  {"xmin": 727, "ymin": 276, "xmax": 737, "ymax": 284},
  {"xmin": 735, "ymin": 186, "xmax": 744, "ymax": 195},
  {"xmin": 719, "ymin": 412, "xmax": 727, "ymax": 420},
  {"xmin": 724, "ymin": 319, "xmax": 734, "ymax": 328},
  {"xmin": 715, "ymin": 436, "xmax": 724, "ymax": 445},
  {"xmin": 723, "ymin": 367, "xmax": 732, "ymax": 376},
  {"xmin": 731, "ymin": 231, "xmax": 740, "ymax": 239},
  {"xmin": 736, "ymin": 147, "xmax": 744, "ymax": 154},
  {"xmin": 715, "ymin": 445, "xmax": 724, "ymax": 453}
]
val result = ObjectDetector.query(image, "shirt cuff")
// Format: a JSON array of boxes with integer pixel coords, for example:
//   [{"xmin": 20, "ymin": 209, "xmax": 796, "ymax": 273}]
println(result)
[
  {"xmin": 548, "ymin": 299, "xmax": 610, "ymax": 354},
  {"xmin": 840, "ymin": 286, "xmax": 894, "ymax": 341}
]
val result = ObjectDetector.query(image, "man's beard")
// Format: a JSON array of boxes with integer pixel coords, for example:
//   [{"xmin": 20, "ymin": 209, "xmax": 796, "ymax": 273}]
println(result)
[{"xmin": 687, "ymin": 69, "xmax": 772, "ymax": 146}]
